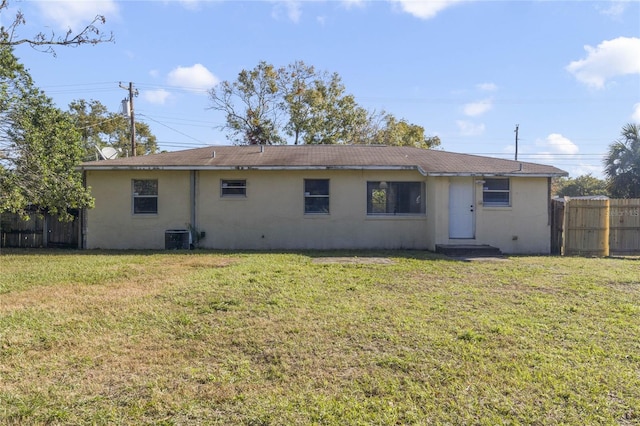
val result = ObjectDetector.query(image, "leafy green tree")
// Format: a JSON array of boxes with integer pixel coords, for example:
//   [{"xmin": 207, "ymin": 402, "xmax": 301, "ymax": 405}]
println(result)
[
  {"xmin": 604, "ymin": 123, "xmax": 640, "ymax": 198},
  {"xmin": 209, "ymin": 60, "xmax": 438, "ymax": 147},
  {"xmin": 297, "ymin": 70, "xmax": 369, "ymax": 145},
  {"xmin": 366, "ymin": 113, "xmax": 441, "ymax": 149},
  {"xmin": 0, "ymin": 46, "xmax": 93, "ymax": 219},
  {"xmin": 279, "ymin": 61, "xmax": 317, "ymax": 145},
  {"xmin": 209, "ymin": 61, "xmax": 284, "ymax": 145},
  {"xmin": 553, "ymin": 174, "xmax": 608, "ymax": 198},
  {"xmin": 69, "ymin": 99, "xmax": 158, "ymax": 158}
]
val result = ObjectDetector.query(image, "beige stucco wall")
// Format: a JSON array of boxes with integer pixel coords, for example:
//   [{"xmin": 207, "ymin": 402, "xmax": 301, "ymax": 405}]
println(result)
[
  {"xmin": 195, "ymin": 169, "xmax": 430, "ymax": 250},
  {"xmin": 85, "ymin": 169, "xmax": 432, "ymax": 250},
  {"xmin": 84, "ymin": 170, "xmax": 192, "ymax": 249},
  {"xmin": 430, "ymin": 176, "xmax": 552, "ymax": 254},
  {"xmin": 84, "ymin": 169, "xmax": 552, "ymax": 253}
]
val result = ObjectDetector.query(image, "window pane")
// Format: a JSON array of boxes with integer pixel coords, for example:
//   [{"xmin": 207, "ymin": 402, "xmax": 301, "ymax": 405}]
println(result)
[
  {"xmin": 483, "ymin": 192, "xmax": 510, "ymax": 205},
  {"xmin": 370, "ymin": 188, "xmax": 387, "ymax": 213},
  {"xmin": 221, "ymin": 179, "xmax": 246, "ymax": 196},
  {"xmin": 367, "ymin": 181, "xmax": 424, "ymax": 214},
  {"xmin": 484, "ymin": 178, "xmax": 509, "ymax": 191},
  {"xmin": 134, "ymin": 197, "xmax": 158, "ymax": 214},
  {"xmin": 305, "ymin": 179, "xmax": 329, "ymax": 196},
  {"xmin": 483, "ymin": 178, "xmax": 510, "ymax": 206},
  {"xmin": 133, "ymin": 180, "xmax": 158, "ymax": 196},
  {"xmin": 304, "ymin": 179, "xmax": 329, "ymax": 214},
  {"xmin": 305, "ymin": 197, "xmax": 329, "ymax": 214}
]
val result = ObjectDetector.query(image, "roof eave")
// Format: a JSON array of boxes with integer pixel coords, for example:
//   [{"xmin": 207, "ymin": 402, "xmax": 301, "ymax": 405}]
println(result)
[
  {"xmin": 78, "ymin": 165, "xmax": 428, "ymax": 174},
  {"xmin": 425, "ymin": 172, "xmax": 568, "ymax": 178}
]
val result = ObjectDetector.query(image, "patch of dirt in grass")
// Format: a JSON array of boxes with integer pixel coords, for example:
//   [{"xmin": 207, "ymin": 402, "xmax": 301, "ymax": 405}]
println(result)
[
  {"xmin": 176, "ymin": 256, "xmax": 237, "ymax": 269},
  {"xmin": 312, "ymin": 257, "xmax": 395, "ymax": 265},
  {"xmin": 0, "ymin": 256, "xmax": 236, "ymax": 313}
]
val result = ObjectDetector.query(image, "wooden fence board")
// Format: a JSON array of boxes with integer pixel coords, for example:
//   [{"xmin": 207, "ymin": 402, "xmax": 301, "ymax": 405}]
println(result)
[
  {"xmin": 563, "ymin": 198, "xmax": 610, "ymax": 256},
  {"xmin": 609, "ymin": 199, "xmax": 640, "ymax": 255},
  {"xmin": 1, "ymin": 210, "xmax": 79, "ymax": 248}
]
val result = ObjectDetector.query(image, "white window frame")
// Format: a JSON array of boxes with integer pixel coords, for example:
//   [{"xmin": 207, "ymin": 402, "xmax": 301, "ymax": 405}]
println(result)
[
  {"xmin": 304, "ymin": 179, "xmax": 330, "ymax": 214},
  {"xmin": 132, "ymin": 179, "xmax": 158, "ymax": 215},
  {"xmin": 482, "ymin": 178, "xmax": 510, "ymax": 207},
  {"xmin": 366, "ymin": 181, "xmax": 425, "ymax": 215},
  {"xmin": 221, "ymin": 179, "xmax": 247, "ymax": 197}
]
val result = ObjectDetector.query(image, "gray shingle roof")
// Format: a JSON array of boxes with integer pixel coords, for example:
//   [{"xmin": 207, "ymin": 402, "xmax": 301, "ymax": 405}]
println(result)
[{"xmin": 80, "ymin": 145, "xmax": 568, "ymax": 177}]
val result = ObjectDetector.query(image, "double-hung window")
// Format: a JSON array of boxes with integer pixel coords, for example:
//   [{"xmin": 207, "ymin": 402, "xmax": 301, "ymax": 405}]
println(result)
[
  {"xmin": 132, "ymin": 179, "xmax": 158, "ymax": 214},
  {"xmin": 221, "ymin": 179, "xmax": 246, "ymax": 197},
  {"xmin": 367, "ymin": 181, "xmax": 424, "ymax": 215},
  {"xmin": 304, "ymin": 179, "xmax": 329, "ymax": 214},
  {"xmin": 482, "ymin": 178, "xmax": 510, "ymax": 206}
]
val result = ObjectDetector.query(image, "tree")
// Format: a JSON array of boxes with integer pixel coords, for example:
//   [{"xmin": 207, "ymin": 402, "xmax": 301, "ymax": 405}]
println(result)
[
  {"xmin": 0, "ymin": 0, "xmax": 113, "ymax": 55},
  {"xmin": 209, "ymin": 60, "xmax": 438, "ymax": 147},
  {"xmin": 604, "ymin": 123, "xmax": 640, "ymax": 198},
  {"xmin": 279, "ymin": 60, "xmax": 317, "ymax": 145},
  {"xmin": 274, "ymin": 61, "xmax": 369, "ymax": 145},
  {"xmin": 366, "ymin": 112, "xmax": 441, "ymax": 149},
  {"xmin": 0, "ymin": 46, "xmax": 93, "ymax": 220},
  {"xmin": 68, "ymin": 99, "xmax": 158, "ymax": 158},
  {"xmin": 553, "ymin": 174, "xmax": 608, "ymax": 198},
  {"xmin": 209, "ymin": 61, "xmax": 284, "ymax": 145},
  {"xmin": 300, "ymin": 72, "xmax": 370, "ymax": 145}
]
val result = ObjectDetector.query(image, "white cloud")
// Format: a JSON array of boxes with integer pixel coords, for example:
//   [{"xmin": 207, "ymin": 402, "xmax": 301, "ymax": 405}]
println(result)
[
  {"xmin": 390, "ymin": 0, "xmax": 468, "ymax": 19},
  {"xmin": 598, "ymin": 0, "xmax": 630, "ymax": 18},
  {"xmin": 271, "ymin": 1, "xmax": 302, "ymax": 23},
  {"xmin": 341, "ymin": 0, "xmax": 366, "ymax": 9},
  {"xmin": 37, "ymin": 0, "xmax": 119, "ymax": 30},
  {"xmin": 143, "ymin": 89, "xmax": 171, "ymax": 105},
  {"xmin": 566, "ymin": 37, "xmax": 640, "ymax": 89},
  {"xmin": 463, "ymin": 98, "xmax": 493, "ymax": 117},
  {"xmin": 456, "ymin": 120, "xmax": 485, "ymax": 136},
  {"xmin": 632, "ymin": 103, "xmax": 640, "ymax": 123},
  {"xmin": 476, "ymin": 82, "xmax": 497, "ymax": 92},
  {"xmin": 536, "ymin": 133, "xmax": 579, "ymax": 155},
  {"xmin": 177, "ymin": 0, "xmax": 201, "ymax": 11},
  {"xmin": 167, "ymin": 64, "xmax": 219, "ymax": 92}
]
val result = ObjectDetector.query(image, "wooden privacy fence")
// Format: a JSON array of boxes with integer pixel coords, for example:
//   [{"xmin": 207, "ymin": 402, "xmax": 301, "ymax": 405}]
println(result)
[
  {"xmin": 551, "ymin": 198, "xmax": 640, "ymax": 256},
  {"xmin": 0, "ymin": 210, "xmax": 79, "ymax": 249}
]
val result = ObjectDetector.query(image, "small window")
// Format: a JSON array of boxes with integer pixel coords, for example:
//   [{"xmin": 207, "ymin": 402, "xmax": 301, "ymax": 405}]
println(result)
[
  {"xmin": 483, "ymin": 178, "xmax": 510, "ymax": 206},
  {"xmin": 304, "ymin": 179, "xmax": 329, "ymax": 214},
  {"xmin": 367, "ymin": 181, "xmax": 424, "ymax": 215},
  {"xmin": 132, "ymin": 179, "xmax": 158, "ymax": 214},
  {"xmin": 221, "ymin": 179, "xmax": 246, "ymax": 197}
]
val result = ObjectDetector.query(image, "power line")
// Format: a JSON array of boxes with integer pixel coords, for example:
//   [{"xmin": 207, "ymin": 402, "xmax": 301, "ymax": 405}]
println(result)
[{"xmin": 139, "ymin": 113, "xmax": 206, "ymax": 145}]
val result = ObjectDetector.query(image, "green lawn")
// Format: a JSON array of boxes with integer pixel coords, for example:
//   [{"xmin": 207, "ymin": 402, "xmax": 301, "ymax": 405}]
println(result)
[{"xmin": 0, "ymin": 250, "xmax": 638, "ymax": 425}]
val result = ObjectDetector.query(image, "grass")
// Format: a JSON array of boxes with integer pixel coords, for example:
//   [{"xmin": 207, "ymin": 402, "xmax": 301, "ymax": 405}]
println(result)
[{"xmin": 0, "ymin": 249, "xmax": 639, "ymax": 425}]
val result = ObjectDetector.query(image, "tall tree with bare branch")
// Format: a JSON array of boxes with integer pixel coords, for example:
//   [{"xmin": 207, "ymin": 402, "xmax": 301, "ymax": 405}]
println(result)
[{"xmin": 0, "ymin": 0, "xmax": 113, "ymax": 55}]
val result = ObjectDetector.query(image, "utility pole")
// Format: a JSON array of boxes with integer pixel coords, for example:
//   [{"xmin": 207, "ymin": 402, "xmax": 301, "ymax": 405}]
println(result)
[
  {"xmin": 514, "ymin": 124, "xmax": 519, "ymax": 161},
  {"xmin": 119, "ymin": 82, "xmax": 138, "ymax": 156}
]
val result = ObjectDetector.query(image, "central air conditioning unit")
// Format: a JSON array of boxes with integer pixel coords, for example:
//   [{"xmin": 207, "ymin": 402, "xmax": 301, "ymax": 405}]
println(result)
[{"xmin": 164, "ymin": 229, "xmax": 192, "ymax": 250}]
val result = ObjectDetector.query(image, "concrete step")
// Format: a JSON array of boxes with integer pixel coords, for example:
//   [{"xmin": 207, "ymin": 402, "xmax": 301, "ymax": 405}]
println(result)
[{"xmin": 435, "ymin": 244, "xmax": 502, "ymax": 257}]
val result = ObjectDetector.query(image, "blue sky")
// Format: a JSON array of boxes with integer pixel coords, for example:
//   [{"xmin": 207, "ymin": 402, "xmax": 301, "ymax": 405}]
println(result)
[{"xmin": 4, "ymin": 0, "xmax": 640, "ymax": 177}]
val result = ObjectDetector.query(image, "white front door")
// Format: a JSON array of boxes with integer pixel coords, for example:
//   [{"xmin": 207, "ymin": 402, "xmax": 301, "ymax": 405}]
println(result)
[{"xmin": 449, "ymin": 178, "xmax": 475, "ymax": 239}]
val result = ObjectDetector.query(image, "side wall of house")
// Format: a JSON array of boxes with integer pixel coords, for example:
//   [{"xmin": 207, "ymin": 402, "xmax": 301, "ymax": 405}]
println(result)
[
  {"xmin": 430, "ymin": 176, "xmax": 552, "ymax": 254},
  {"xmin": 85, "ymin": 169, "xmax": 432, "ymax": 250},
  {"xmin": 477, "ymin": 177, "xmax": 551, "ymax": 254},
  {"xmin": 85, "ymin": 170, "xmax": 192, "ymax": 249},
  {"xmin": 85, "ymin": 170, "xmax": 551, "ymax": 253},
  {"xmin": 195, "ymin": 169, "xmax": 430, "ymax": 250}
]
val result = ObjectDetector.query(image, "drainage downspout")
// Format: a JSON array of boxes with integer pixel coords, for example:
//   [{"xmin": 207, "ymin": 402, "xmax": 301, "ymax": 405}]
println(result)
[
  {"xmin": 81, "ymin": 170, "xmax": 88, "ymax": 249},
  {"xmin": 190, "ymin": 170, "xmax": 197, "ymax": 246}
]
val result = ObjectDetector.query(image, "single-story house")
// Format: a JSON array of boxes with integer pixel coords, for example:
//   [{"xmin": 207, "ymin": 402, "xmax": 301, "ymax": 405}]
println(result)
[{"xmin": 78, "ymin": 145, "xmax": 567, "ymax": 254}]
